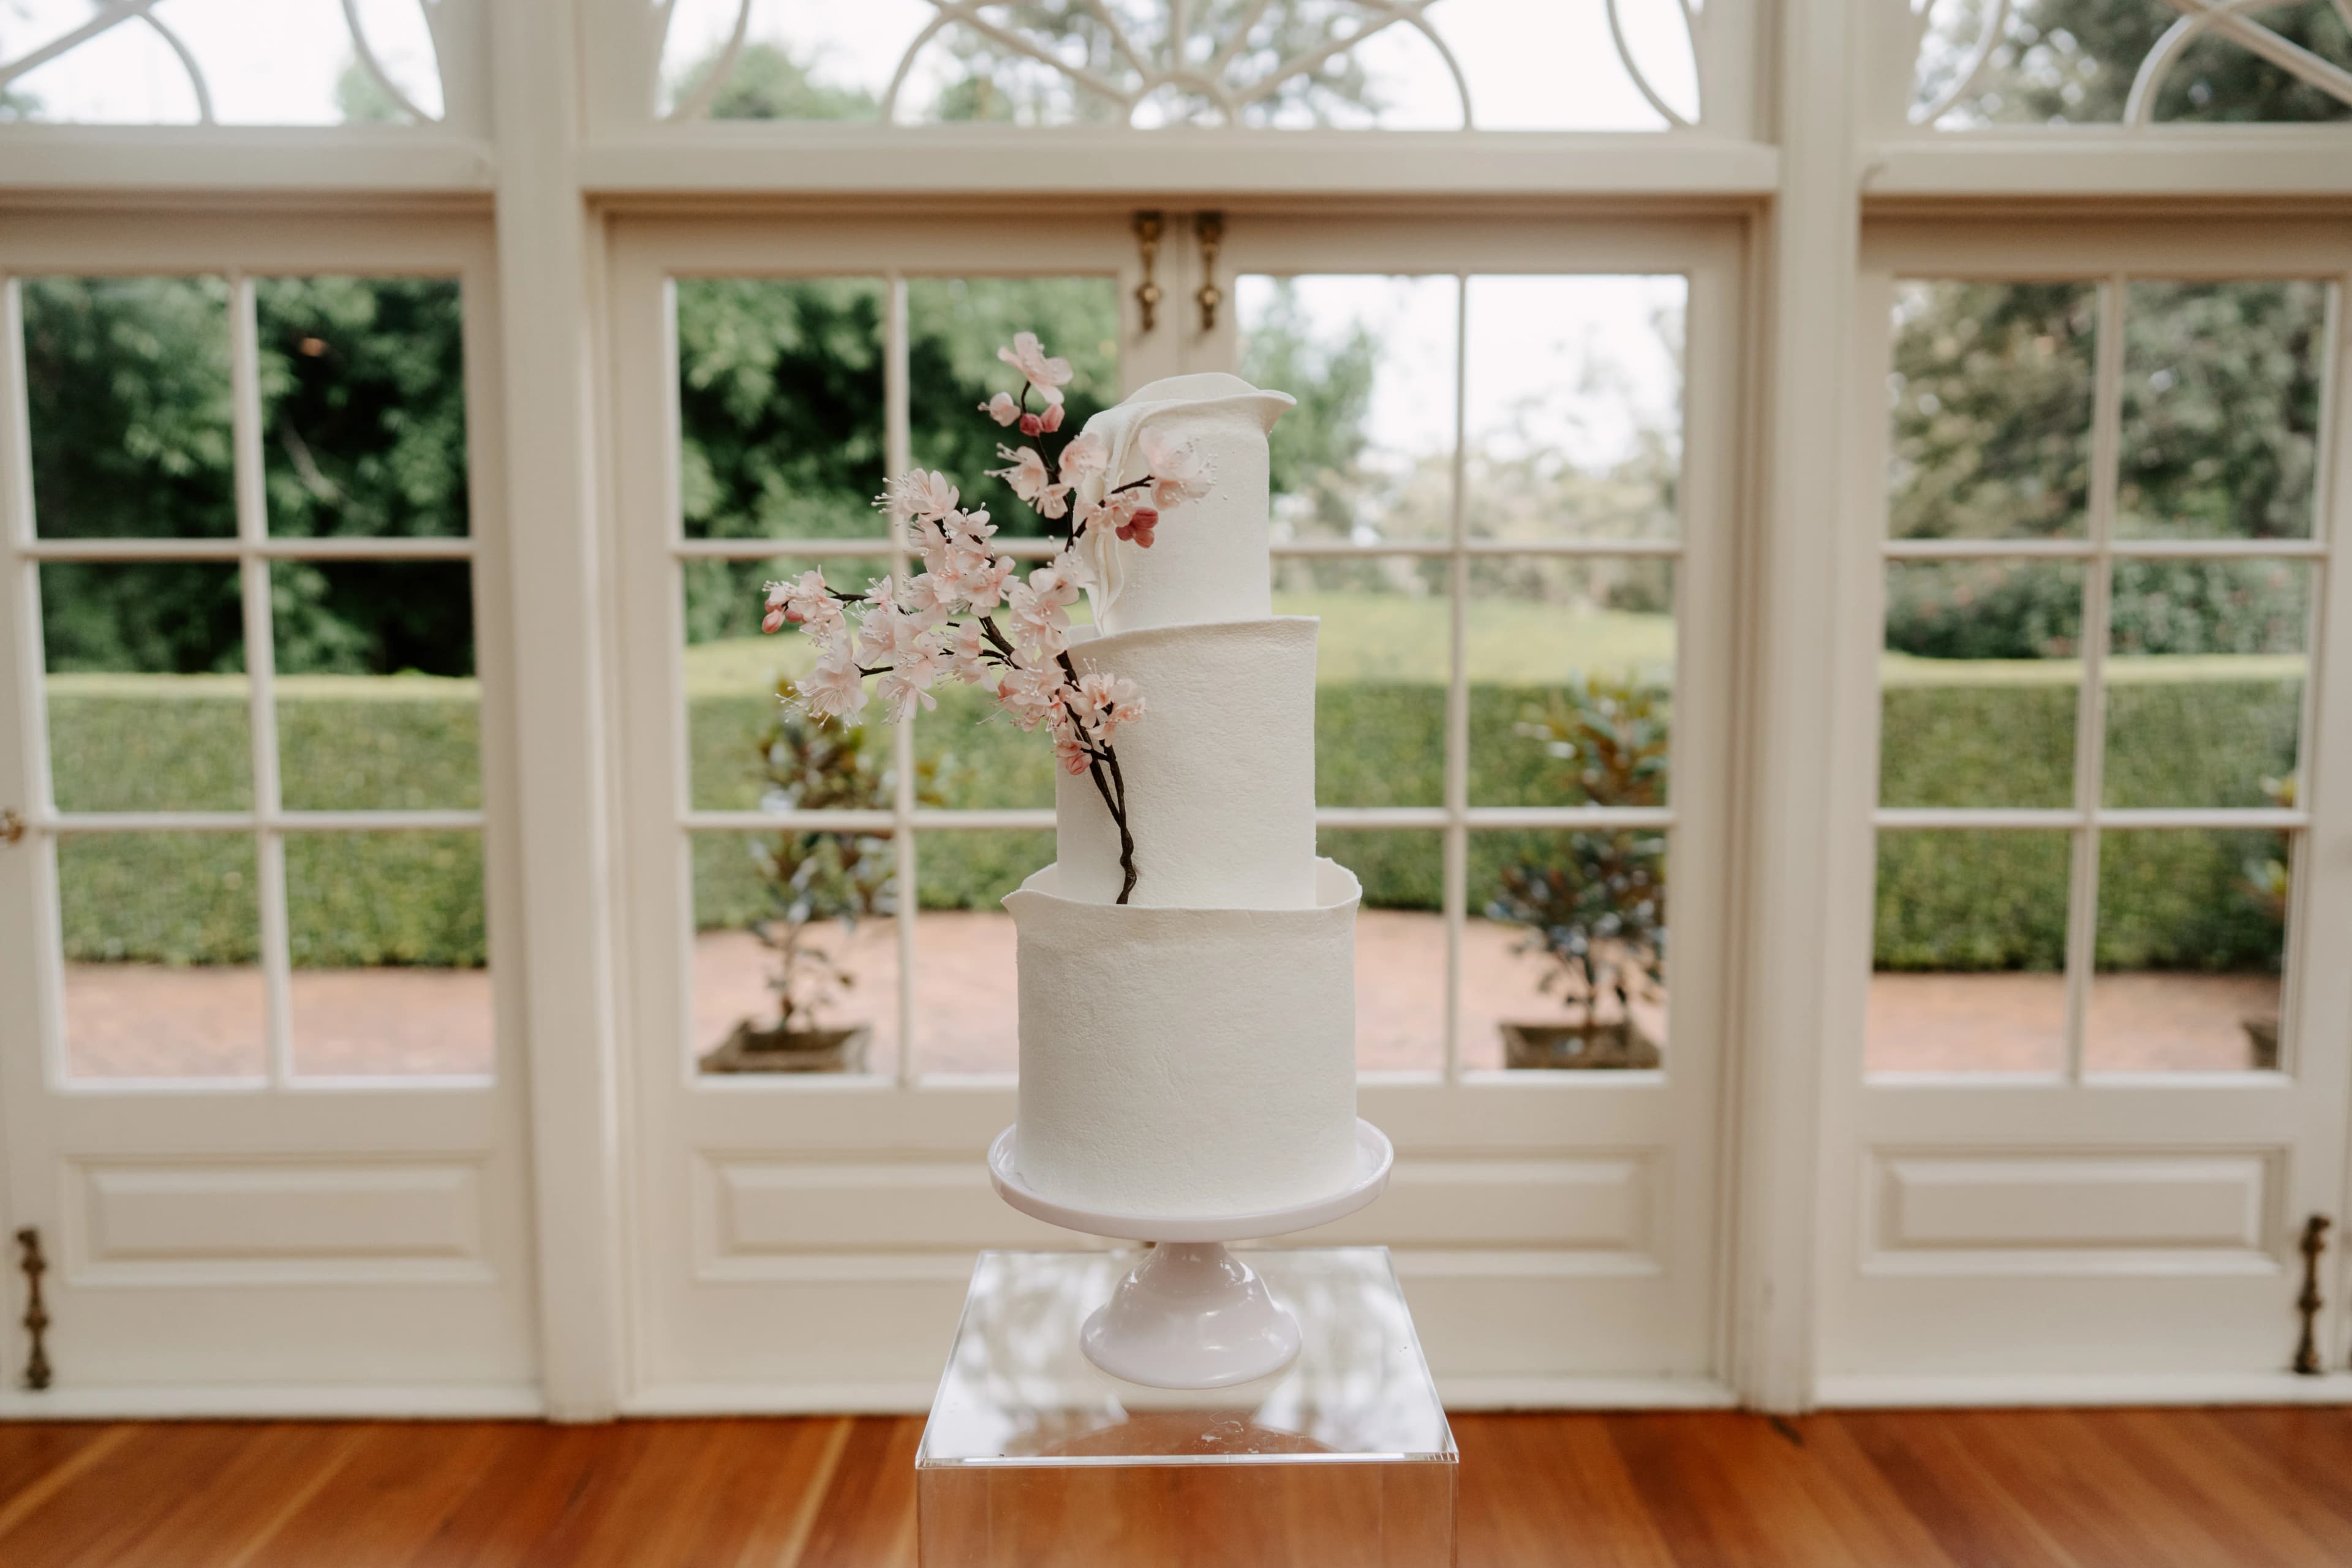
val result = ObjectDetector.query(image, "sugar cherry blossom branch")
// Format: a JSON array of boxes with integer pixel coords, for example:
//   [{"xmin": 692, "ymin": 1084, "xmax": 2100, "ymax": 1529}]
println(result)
[{"xmin": 758, "ymin": 333, "xmax": 1207, "ymax": 907}]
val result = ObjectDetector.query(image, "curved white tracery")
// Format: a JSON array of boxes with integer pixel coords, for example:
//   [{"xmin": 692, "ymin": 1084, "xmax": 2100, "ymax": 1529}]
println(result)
[
  {"xmin": 1605, "ymin": 0, "xmax": 1703, "ymax": 129},
  {"xmin": 340, "ymin": 0, "xmax": 444, "ymax": 124},
  {"xmin": 659, "ymin": 0, "xmax": 753, "ymax": 123},
  {"xmin": 0, "ymin": 0, "xmax": 449, "ymax": 124},
  {"xmin": 1908, "ymin": 0, "xmax": 2013, "ymax": 125},
  {"xmin": 2124, "ymin": 0, "xmax": 2352, "ymax": 124}
]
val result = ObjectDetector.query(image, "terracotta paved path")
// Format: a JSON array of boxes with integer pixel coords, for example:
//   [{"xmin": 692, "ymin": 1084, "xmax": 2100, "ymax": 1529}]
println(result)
[{"xmin": 59, "ymin": 912, "xmax": 2274, "ymax": 1079}]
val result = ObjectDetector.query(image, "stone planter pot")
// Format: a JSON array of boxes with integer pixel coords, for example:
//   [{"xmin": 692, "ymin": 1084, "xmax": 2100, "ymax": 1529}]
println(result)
[
  {"xmin": 699, "ymin": 1020, "xmax": 871, "ymax": 1075},
  {"xmin": 1499, "ymin": 1019, "xmax": 1662, "ymax": 1071}
]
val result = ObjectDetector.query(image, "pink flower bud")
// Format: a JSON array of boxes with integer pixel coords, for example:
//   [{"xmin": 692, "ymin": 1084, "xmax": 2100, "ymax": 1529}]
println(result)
[
  {"xmin": 1019, "ymin": 412, "xmax": 1044, "ymax": 437},
  {"xmin": 762, "ymin": 608, "xmax": 786, "ymax": 634},
  {"xmin": 1041, "ymin": 401, "xmax": 1065, "ymax": 432}
]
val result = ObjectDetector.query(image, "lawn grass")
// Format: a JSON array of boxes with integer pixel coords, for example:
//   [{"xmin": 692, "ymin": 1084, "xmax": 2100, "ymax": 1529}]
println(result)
[{"xmin": 43, "ymin": 600, "xmax": 2303, "ymax": 973}]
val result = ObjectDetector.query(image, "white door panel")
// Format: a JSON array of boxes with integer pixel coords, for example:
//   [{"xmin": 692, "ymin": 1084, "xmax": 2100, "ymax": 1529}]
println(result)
[
  {"xmin": 608, "ymin": 213, "xmax": 1743, "ymax": 1405},
  {"xmin": 0, "ymin": 214, "xmax": 538, "ymax": 1411}
]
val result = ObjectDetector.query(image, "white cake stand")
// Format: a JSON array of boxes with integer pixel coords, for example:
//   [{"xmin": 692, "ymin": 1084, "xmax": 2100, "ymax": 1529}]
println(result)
[{"xmin": 986, "ymin": 1118, "xmax": 1393, "ymax": 1390}]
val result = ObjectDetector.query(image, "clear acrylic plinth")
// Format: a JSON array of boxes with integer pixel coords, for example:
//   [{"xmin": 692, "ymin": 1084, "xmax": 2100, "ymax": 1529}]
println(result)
[{"xmin": 918, "ymin": 1246, "xmax": 1457, "ymax": 1567}]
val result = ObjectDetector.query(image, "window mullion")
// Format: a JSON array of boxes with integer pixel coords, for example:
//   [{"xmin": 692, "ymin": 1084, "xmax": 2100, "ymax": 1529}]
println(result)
[
  {"xmin": 886, "ymin": 273, "xmax": 918, "ymax": 1088},
  {"xmin": 1443, "ymin": 274, "xmax": 1469, "ymax": 1085},
  {"xmin": 229, "ymin": 274, "xmax": 294, "ymax": 1088},
  {"xmin": 2062, "ymin": 274, "xmax": 2127, "ymax": 1083}
]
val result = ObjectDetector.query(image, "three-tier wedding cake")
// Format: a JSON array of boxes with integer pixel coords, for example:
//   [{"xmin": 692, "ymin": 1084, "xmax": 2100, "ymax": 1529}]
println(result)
[{"xmin": 1005, "ymin": 374, "xmax": 1363, "ymax": 1218}]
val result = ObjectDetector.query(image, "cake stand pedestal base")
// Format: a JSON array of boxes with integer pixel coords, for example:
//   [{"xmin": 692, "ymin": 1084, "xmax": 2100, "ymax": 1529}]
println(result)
[
  {"xmin": 918, "ymin": 1246, "xmax": 1456, "ymax": 1568},
  {"xmin": 986, "ymin": 1120, "xmax": 1394, "ymax": 1389}
]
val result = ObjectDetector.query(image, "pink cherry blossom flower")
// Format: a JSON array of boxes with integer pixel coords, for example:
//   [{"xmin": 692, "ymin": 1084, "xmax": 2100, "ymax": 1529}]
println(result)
[
  {"xmin": 877, "ymin": 663, "xmax": 941, "ymax": 723},
  {"xmin": 1118, "ymin": 505, "xmax": 1159, "ymax": 549},
  {"xmin": 989, "ymin": 444, "xmax": 1052, "ymax": 504},
  {"xmin": 1140, "ymin": 428, "xmax": 1212, "ymax": 508},
  {"xmin": 997, "ymin": 332, "xmax": 1073, "ymax": 406},
  {"xmin": 979, "ymin": 391, "xmax": 1019, "ymax": 426},
  {"xmin": 880, "ymin": 469, "xmax": 960, "ymax": 524},
  {"xmin": 941, "ymin": 620, "xmax": 991, "ymax": 685},
  {"xmin": 800, "ymin": 638, "xmax": 869, "ymax": 723},
  {"xmin": 993, "ymin": 657, "xmax": 1066, "ymax": 732},
  {"xmin": 1059, "ymin": 431, "xmax": 1109, "ymax": 485},
  {"xmin": 958, "ymin": 554, "xmax": 1016, "ymax": 612},
  {"xmin": 1019, "ymin": 412, "xmax": 1044, "ymax": 437},
  {"xmin": 1054, "ymin": 722, "xmax": 1091, "ymax": 776},
  {"xmin": 1041, "ymin": 401, "xmax": 1065, "ymax": 433},
  {"xmin": 1072, "ymin": 671, "xmax": 1145, "ymax": 743}
]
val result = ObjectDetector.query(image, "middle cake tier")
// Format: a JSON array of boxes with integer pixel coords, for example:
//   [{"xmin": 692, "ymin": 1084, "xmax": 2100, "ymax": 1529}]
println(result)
[{"xmin": 1054, "ymin": 615, "xmax": 1319, "ymax": 910}]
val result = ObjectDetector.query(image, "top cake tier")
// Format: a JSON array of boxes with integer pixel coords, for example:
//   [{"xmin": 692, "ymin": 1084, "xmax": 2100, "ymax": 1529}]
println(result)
[{"xmin": 1073, "ymin": 372, "xmax": 1297, "ymax": 637}]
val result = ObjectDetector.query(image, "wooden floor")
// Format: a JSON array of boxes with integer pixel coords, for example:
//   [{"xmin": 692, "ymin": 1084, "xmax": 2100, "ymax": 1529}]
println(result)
[{"xmin": 8, "ymin": 1408, "xmax": 2352, "ymax": 1566}]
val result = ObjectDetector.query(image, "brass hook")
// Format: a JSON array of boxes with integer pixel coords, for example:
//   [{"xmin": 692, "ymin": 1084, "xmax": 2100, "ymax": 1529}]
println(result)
[
  {"xmin": 1, "ymin": 807, "xmax": 22, "ymax": 846},
  {"xmin": 1133, "ymin": 211, "xmax": 1164, "ymax": 334},
  {"xmin": 1193, "ymin": 211, "xmax": 1225, "ymax": 334}
]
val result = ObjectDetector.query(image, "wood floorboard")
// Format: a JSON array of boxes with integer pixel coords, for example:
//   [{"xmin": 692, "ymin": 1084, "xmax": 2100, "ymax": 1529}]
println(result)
[{"xmin": 7, "ymin": 1408, "xmax": 2352, "ymax": 1566}]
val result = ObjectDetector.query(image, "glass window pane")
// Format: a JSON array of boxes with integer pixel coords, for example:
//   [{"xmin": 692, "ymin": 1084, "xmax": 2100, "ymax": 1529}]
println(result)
[
  {"xmin": 285, "ymin": 831, "xmax": 491, "ymax": 1077},
  {"xmin": 1869, "ymin": 829, "xmax": 2071, "ymax": 1074},
  {"xmin": 2088, "ymin": 829, "xmax": 2287, "ymax": 1074},
  {"xmin": 693, "ymin": 829, "xmax": 900, "ymax": 1078},
  {"xmin": 21, "ymin": 275, "xmax": 235, "ymax": 539},
  {"xmin": 1463, "ymin": 274, "xmax": 1684, "ymax": 542},
  {"xmin": 2119, "ymin": 281, "xmax": 2330, "ymax": 540},
  {"xmin": 907, "ymin": 277, "xmax": 1119, "ymax": 541},
  {"xmin": 1880, "ymin": 560, "xmax": 2082, "ymax": 810},
  {"xmin": 1325, "ymin": 828, "xmax": 1445, "ymax": 1073},
  {"xmin": 273, "ymin": 560, "xmax": 479, "ymax": 811},
  {"xmin": 2104, "ymin": 559, "xmax": 2308, "ymax": 809},
  {"xmin": 675, "ymin": 277, "xmax": 886, "ymax": 541},
  {"xmin": 1917, "ymin": 0, "xmax": 2352, "ymax": 127},
  {"xmin": 1240, "ymin": 274, "xmax": 1457, "ymax": 549},
  {"xmin": 914, "ymin": 827, "xmax": 1053, "ymax": 1076},
  {"xmin": 257, "ymin": 276, "xmax": 469, "ymax": 538},
  {"xmin": 685, "ymin": 551, "xmax": 892, "ymax": 812},
  {"xmin": 1280, "ymin": 556, "xmax": 1447, "ymax": 810},
  {"xmin": 41, "ymin": 561, "xmax": 251, "ymax": 813},
  {"xmin": 1470, "ymin": 827, "xmax": 1668, "ymax": 1071},
  {"xmin": 59, "ymin": 831, "xmax": 264, "ymax": 1079},
  {"xmin": 1888, "ymin": 281, "xmax": 2097, "ymax": 541},
  {"xmin": 1470, "ymin": 557, "xmax": 1674, "ymax": 809},
  {"xmin": 680, "ymin": 0, "xmax": 1679, "ymax": 130}
]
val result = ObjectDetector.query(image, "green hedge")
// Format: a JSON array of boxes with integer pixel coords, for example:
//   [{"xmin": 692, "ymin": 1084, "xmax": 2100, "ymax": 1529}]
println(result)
[{"xmin": 44, "ymin": 674, "xmax": 2299, "ymax": 973}]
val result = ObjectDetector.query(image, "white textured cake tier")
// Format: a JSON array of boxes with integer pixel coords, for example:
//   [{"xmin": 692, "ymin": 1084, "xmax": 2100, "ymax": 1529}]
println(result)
[
  {"xmin": 1055, "ymin": 616, "xmax": 1318, "ymax": 910},
  {"xmin": 1072, "ymin": 372, "xmax": 1295, "ymax": 636},
  {"xmin": 1006, "ymin": 859, "xmax": 1362, "ymax": 1218}
]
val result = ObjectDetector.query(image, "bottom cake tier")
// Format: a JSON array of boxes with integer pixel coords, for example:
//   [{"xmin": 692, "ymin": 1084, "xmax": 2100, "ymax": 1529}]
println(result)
[{"xmin": 1005, "ymin": 858, "xmax": 1362, "ymax": 1218}]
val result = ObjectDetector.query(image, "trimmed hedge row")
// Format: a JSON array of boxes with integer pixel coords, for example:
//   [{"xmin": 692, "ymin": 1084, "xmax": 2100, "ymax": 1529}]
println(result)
[{"xmin": 46, "ymin": 676, "xmax": 2299, "ymax": 972}]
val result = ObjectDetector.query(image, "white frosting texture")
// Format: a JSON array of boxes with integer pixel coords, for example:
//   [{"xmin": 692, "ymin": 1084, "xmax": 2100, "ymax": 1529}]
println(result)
[
  {"xmin": 1054, "ymin": 617, "xmax": 1319, "ymax": 910},
  {"xmin": 1072, "ymin": 372, "xmax": 1295, "ymax": 636},
  {"xmin": 1007, "ymin": 859, "xmax": 1362, "ymax": 1217}
]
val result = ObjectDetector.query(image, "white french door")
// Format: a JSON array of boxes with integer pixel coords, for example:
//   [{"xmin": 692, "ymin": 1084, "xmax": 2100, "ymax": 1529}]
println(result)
[
  {"xmin": 0, "ymin": 213, "xmax": 538, "ymax": 1412},
  {"xmin": 607, "ymin": 209, "xmax": 1743, "ymax": 1407},
  {"xmin": 1816, "ymin": 217, "xmax": 2352, "ymax": 1401}
]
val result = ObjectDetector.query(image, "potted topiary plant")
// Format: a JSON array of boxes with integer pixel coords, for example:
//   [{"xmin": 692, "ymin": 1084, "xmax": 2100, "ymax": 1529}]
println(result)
[
  {"xmin": 699, "ymin": 675, "xmax": 940, "ymax": 1074},
  {"xmin": 1489, "ymin": 676, "xmax": 1669, "ymax": 1071}
]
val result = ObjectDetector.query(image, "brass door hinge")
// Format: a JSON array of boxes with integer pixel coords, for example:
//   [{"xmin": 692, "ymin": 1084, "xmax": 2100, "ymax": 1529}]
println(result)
[{"xmin": 15, "ymin": 1227, "xmax": 49, "ymax": 1392}]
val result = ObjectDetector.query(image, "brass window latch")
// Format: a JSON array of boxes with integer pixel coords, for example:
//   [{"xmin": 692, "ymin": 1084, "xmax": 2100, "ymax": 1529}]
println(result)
[
  {"xmin": 1133, "ymin": 211, "xmax": 1165, "ymax": 334},
  {"xmin": 2, "ymin": 807, "xmax": 23, "ymax": 846},
  {"xmin": 1194, "ymin": 211, "xmax": 1225, "ymax": 333},
  {"xmin": 2294, "ymin": 1212, "xmax": 2329, "ymax": 1375}
]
